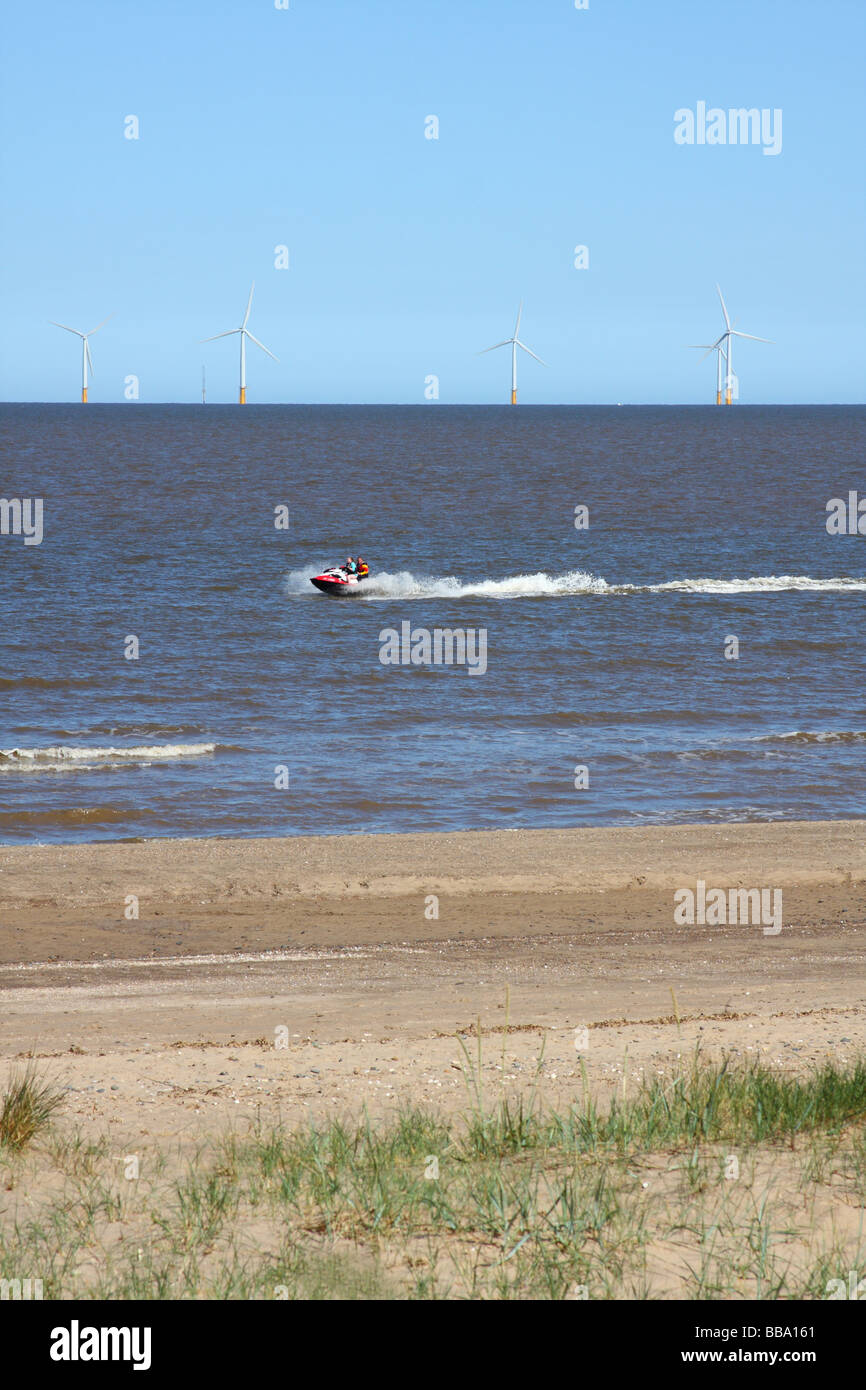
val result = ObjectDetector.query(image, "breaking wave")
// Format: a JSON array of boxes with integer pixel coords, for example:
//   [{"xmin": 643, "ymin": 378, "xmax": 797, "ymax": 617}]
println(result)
[
  {"xmin": 750, "ymin": 730, "xmax": 866, "ymax": 747},
  {"xmin": 285, "ymin": 567, "xmax": 866, "ymax": 601},
  {"xmin": 0, "ymin": 743, "xmax": 217, "ymax": 773}
]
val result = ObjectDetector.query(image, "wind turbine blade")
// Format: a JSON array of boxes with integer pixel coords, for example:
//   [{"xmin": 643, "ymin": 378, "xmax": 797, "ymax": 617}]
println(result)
[
  {"xmin": 516, "ymin": 340, "xmax": 546, "ymax": 366},
  {"xmin": 85, "ymin": 340, "xmax": 94, "ymax": 376},
  {"xmin": 245, "ymin": 330, "xmax": 278, "ymax": 362},
  {"xmin": 514, "ymin": 300, "xmax": 523, "ymax": 337},
  {"xmin": 50, "ymin": 321, "xmax": 83, "ymax": 337},
  {"xmin": 477, "ymin": 340, "xmax": 511, "ymax": 355},
  {"xmin": 86, "ymin": 314, "xmax": 114, "ymax": 337},
  {"xmin": 201, "ymin": 329, "xmax": 239, "ymax": 342},
  {"xmin": 731, "ymin": 331, "xmax": 772, "ymax": 343},
  {"xmin": 242, "ymin": 283, "xmax": 254, "ymax": 329},
  {"xmin": 716, "ymin": 284, "xmax": 731, "ymax": 329},
  {"xmin": 692, "ymin": 333, "xmax": 726, "ymax": 361}
]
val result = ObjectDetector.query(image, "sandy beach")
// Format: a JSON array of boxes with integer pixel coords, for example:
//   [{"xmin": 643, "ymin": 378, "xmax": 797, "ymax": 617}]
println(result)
[
  {"xmin": 0, "ymin": 819, "xmax": 864, "ymax": 1300},
  {"xmin": 1, "ymin": 820, "xmax": 864, "ymax": 1139}
]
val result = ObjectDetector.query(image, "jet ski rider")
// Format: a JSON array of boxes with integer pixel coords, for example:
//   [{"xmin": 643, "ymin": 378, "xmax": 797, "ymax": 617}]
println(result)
[
  {"xmin": 345, "ymin": 556, "xmax": 358, "ymax": 574},
  {"xmin": 356, "ymin": 557, "xmax": 369, "ymax": 577}
]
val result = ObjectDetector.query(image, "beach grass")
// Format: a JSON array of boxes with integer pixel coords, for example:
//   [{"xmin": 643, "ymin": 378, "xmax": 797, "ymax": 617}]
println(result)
[
  {"xmin": 1, "ymin": 1051, "xmax": 865, "ymax": 1299},
  {"xmin": 0, "ymin": 1065, "xmax": 64, "ymax": 1153}
]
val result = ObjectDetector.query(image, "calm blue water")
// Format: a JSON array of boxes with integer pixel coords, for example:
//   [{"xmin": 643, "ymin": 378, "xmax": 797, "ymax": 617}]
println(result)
[{"xmin": 1, "ymin": 404, "xmax": 865, "ymax": 842}]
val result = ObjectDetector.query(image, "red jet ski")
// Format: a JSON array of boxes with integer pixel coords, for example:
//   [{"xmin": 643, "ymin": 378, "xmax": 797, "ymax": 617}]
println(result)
[{"xmin": 310, "ymin": 564, "xmax": 371, "ymax": 596}]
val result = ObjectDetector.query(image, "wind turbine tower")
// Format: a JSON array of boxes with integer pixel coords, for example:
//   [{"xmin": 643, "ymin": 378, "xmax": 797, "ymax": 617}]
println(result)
[
  {"xmin": 50, "ymin": 315, "xmax": 113, "ymax": 402},
  {"xmin": 202, "ymin": 283, "xmax": 278, "ymax": 404},
  {"xmin": 690, "ymin": 339, "xmax": 728, "ymax": 405},
  {"xmin": 479, "ymin": 302, "xmax": 546, "ymax": 404},
  {"xmin": 710, "ymin": 286, "xmax": 771, "ymax": 405}
]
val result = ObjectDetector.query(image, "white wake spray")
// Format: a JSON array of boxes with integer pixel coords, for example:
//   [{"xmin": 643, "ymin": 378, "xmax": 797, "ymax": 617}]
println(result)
[
  {"xmin": 642, "ymin": 575, "xmax": 866, "ymax": 594},
  {"xmin": 285, "ymin": 567, "xmax": 866, "ymax": 601}
]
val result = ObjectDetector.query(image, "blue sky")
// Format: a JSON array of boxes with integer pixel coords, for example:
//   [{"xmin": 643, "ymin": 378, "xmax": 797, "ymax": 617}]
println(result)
[{"xmin": 1, "ymin": 0, "xmax": 864, "ymax": 403}]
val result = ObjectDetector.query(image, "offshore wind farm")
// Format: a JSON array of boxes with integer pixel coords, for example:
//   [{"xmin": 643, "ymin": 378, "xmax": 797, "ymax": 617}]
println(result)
[{"xmin": 43, "ymin": 284, "xmax": 780, "ymax": 405}]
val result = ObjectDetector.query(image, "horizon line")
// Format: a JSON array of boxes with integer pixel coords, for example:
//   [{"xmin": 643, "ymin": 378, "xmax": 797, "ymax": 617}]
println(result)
[{"xmin": 2, "ymin": 400, "xmax": 865, "ymax": 409}]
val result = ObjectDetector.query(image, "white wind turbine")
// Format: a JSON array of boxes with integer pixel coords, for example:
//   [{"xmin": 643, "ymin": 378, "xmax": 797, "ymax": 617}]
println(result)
[
  {"xmin": 689, "ymin": 338, "xmax": 727, "ymax": 405},
  {"xmin": 706, "ymin": 285, "xmax": 771, "ymax": 404},
  {"xmin": 50, "ymin": 314, "xmax": 113, "ymax": 403},
  {"xmin": 479, "ymin": 301, "xmax": 546, "ymax": 404},
  {"xmin": 202, "ymin": 283, "xmax": 278, "ymax": 403}
]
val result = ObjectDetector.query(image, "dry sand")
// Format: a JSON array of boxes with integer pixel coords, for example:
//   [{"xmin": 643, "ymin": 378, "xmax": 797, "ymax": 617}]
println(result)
[{"xmin": 1, "ymin": 820, "xmax": 864, "ymax": 1153}]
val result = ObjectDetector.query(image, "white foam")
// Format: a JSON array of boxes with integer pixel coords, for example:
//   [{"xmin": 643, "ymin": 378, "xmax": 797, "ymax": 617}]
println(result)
[
  {"xmin": 751, "ymin": 730, "xmax": 866, "ymax": 746},
  {"xmin": 0, "ymin": 743, "xmax": 217, "ymax": 772},
  {"xmin": 361, "ymin": 568, "xmax": 612, "ymax": 599},
  {"xmin": 642, "ymin": 575, "xmax": 866, "ymax": 595}
]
